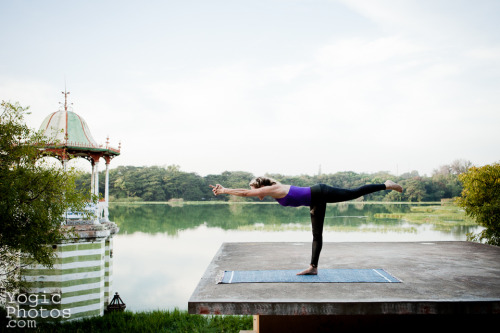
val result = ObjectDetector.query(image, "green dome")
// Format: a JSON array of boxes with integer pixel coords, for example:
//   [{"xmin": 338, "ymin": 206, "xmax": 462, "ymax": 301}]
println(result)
[{"xmin": 39, "ymin": 110, "xmax": 98, "ymax": 147}]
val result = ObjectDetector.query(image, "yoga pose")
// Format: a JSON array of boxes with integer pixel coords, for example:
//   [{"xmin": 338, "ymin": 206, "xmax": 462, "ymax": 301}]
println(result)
[{"xmin": 210, "ymin": 177, "xmax": 403, "ymax": 275}]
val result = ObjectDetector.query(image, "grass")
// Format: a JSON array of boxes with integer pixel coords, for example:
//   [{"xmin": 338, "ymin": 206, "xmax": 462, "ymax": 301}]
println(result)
[
  {"xmin": 1, "ymin": 308, "xmax": 253, "ymax": 333},
  {"xmin": 374, "ymin": 204, "xmax": 477, "ymax": 232},
  {"xmin": 401, "ymin": 205, "xmax": 475, "ymax": 226}
]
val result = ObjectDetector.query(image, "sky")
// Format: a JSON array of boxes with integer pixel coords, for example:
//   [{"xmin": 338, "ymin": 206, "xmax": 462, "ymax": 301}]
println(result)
[{"xmin": 1, "ymin": 0, "xmax": 499, "ymax": 177}]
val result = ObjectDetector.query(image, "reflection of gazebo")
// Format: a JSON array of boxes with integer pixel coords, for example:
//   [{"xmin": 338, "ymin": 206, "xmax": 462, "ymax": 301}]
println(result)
[{"xmin": 38, "ymin": 90, "xmax": 120, "ymax": 223}]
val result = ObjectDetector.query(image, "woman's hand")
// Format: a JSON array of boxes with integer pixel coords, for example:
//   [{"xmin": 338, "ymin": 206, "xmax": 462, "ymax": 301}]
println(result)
[{"xmin": 209, "ymin": 184, "xmax": 224, "ymax": 196}]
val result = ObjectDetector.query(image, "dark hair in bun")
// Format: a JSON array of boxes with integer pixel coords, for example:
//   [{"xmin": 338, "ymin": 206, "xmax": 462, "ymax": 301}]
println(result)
[{"xmin": 249, "ymin": 177, "xmax": 279, "ymax": 188}]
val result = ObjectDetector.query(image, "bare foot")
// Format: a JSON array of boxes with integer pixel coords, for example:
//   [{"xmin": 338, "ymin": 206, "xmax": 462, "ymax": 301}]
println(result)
[
  {"xmin": 385, "ymin": 180, "xmax": 403, "ymax": 193},
  {"xmin": 296, "ymin": 265, "xmax": 318, "ymax": 275}
]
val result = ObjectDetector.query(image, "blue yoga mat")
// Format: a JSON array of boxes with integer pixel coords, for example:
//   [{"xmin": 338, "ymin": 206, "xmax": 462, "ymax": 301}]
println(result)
[{"xmin": 217, "ymin": 269, "xmax": 401, "ymax": 284}]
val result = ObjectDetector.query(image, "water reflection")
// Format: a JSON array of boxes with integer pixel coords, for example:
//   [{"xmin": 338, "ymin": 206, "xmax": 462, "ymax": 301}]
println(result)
[
  {"xmin": 109, "ymin": 202, "xmax": 480, "ymax": 311},
  {"xmin": 111, "ymin": 202, "xmax": 421, "ymax": 235}
]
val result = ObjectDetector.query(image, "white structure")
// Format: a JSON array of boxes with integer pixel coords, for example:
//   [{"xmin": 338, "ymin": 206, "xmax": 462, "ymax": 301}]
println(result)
[
  {"xmin": 38, "ymin": 90, "xmax": 120, "ymax": 223},
  {"xmin": 16, "ymin": 91, "xmax": 121, "ymax": 322}
]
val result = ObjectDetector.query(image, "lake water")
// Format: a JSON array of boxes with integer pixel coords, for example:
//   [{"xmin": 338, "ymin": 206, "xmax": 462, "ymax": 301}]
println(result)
[{"xmin": 108, "ymin": 202, "xmax": 480, "ymax": 312}]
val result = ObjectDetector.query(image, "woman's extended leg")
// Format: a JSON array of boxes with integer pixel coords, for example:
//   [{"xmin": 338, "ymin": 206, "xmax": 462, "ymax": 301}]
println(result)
[{"xmin": 322, "ymin": 183, "xmax": 387, "ymax": 203}]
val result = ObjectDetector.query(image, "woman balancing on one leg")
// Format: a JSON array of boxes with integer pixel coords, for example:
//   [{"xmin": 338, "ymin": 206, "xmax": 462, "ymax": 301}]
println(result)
[{"xmin": 210, "ymin": 177, "xmax": 403, "ymax": 275}]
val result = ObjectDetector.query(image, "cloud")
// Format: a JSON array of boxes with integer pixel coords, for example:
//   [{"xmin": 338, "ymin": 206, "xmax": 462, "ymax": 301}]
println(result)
[
  {"xmin": 2, "ymin": 1, "xmax": 499, "ymax": 176},
  {"xmin": 0, "ymin": 77, "xmax": 59, "ymax": 125},
  {"xmin": 337, "ymin": 0, "xmax": 427, "ymax": 29},
  {"xmin": 314, "ymin": 35, "xmax": 424, "ymax": 68},
  {"xmin": 466, "ymin": 46, "xmax": 500, "ymax": 60}
]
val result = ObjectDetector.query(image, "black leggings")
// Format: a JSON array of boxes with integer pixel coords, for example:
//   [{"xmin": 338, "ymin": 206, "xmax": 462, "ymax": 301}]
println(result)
[{"xmin": 308, "ymin": 183, "xmax": 386, "ymax": 267}]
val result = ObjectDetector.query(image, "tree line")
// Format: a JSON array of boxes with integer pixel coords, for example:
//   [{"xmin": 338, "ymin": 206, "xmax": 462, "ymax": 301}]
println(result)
[{"xmin": 77, "ymin": 160, "xmax": 473, "ymax": 203}]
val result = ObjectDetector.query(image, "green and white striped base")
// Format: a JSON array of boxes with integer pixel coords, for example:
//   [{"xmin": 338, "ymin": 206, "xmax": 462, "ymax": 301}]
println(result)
[{"xmin": 19, "ymin": 224, "xmax": 117, "ymax": 321}]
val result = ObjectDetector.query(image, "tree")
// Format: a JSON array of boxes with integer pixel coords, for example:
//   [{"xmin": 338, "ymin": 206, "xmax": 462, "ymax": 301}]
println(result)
[
  {"xmin": 404, "ymin": 177, "xmax": 426, "ymax": 202},
  {"xmin": 0, "ymin": 101, "xmax": 91, "ymax": 294},
  {"xmin": 456, "ymin": 163, "xmax": 500, "ymax": 246}
]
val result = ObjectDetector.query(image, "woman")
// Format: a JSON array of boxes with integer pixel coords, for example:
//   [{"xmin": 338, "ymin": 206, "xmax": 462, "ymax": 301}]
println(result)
[{"xmin": 210, "ymin": 177, "xmax": 403, "ymax": 275}]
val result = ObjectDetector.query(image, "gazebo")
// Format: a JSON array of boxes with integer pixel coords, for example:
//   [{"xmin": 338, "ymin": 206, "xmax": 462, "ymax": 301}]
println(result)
[
  {"xmin": 18, "ymin": 90, "xmax": 121, "ymax": 320},
  {"xmin": 38, "ymin": 90, "xmax": 120, "ymax": 223}
]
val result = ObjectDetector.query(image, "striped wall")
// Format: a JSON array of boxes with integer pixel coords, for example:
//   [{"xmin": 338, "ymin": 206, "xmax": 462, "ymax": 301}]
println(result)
[
  {"xmin": 104, "ymin": 237, "xmax": 113, "ymax": 306},
  {"xmin": 19, "ymin": 230, "xmax": 116, "ymax": 321}
]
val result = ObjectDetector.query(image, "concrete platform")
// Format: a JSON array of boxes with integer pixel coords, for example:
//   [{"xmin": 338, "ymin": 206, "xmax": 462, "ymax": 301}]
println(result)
[{"xmin": 189, "ymin": 242, "xmax": 500, "ymax": 331}]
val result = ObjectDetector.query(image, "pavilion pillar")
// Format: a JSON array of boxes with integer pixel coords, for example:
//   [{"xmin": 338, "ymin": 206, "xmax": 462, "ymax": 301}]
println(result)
[
  {"xmin": 59, "ymin": 148, "xmax": 69, "ymax": 172},
  {"xmin": 94, "ymin": 161, "xmax": 99, "ymax": 197},
  {"xmin": 92, "ymin": 161, "xmax": 100, "ymax": 224},
  {"xmin": 91, "ymin": 160, "xmax": 95, "ymax": 197},
  {"xmin": 103, "ymin": 157, "xmax": 111, "ymax": 222},
  {"xmin": 89, "ymin": 153, "xmax": 103, "ymax": 198},
  {"xmin": 89, "ymin": 153, "xmax": 103, "ymax": 224},
  {"xmin": 61, "ymin": 155, "xmax": 69, "ymax": 224}
]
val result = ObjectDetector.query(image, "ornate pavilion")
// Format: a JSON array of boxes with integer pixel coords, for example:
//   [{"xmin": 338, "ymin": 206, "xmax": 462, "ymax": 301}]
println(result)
[
  {"xmin": 17, "ymin": 91, "xmax": 122, "ymax": 320},
  {"xmin": 38, "ymin": 90, "xmax": 120, "ymax": 223}
]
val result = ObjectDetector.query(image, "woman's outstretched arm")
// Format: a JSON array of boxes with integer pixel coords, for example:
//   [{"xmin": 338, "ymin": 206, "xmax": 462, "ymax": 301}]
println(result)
[
  {"xmin": 210, "ymin": 184, "xmax": 257, "ymax": 197},
  {"xmin": 209, "ymin": 184, "xmax": 286, "ymax": 198}
]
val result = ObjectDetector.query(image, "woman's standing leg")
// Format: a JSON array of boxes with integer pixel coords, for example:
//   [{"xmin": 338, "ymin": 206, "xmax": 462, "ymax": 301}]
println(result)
[
  {"xmin": 310, "ymin": 201, "xmax": 326, "ymax": 268},
  {"xmin": 297, "ymin": 199, "xmax": 326, "ymax": 275}
]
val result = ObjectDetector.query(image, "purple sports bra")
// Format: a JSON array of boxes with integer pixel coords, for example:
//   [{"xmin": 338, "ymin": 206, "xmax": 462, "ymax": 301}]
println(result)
[{"xmin": 276, "ymin": 186, "xmax": 311, "ymax": 207}]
